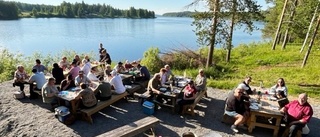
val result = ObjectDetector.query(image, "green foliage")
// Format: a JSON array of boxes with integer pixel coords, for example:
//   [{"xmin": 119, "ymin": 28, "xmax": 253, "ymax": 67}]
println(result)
[
  {"xmin": 262, "ymin": 0, "xmax": 319, "ymax": 40},
  {"xmin": 140, "ymin": 47, "xmax": 163, "ymax": 73},
  {"xmin": 0, "ymin": 1, "xmax": 19, "ymax": 19},
  {"xmin": 7, "ymin": 1, "xmax": 155, "ymax": 19},
  {"xmin": 0, "ymin": 48, "xmax": 22, "ymax": 82},
  {"xmin": 162, "ymin": 11, "xmax": 195, "ymax": 17}
]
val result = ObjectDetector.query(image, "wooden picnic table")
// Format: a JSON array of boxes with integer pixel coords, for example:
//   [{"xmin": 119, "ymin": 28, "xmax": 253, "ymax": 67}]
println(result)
[
  {"xmin": 247, "ymin": 94, "xmax": 283, "ymax": 137},
  {"xmin": 154, "ymin": 87, "xmax": 182, "ymax": 113}
]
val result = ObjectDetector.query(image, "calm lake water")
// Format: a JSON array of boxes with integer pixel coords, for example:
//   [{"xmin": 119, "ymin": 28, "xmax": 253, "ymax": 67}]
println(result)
[{"xmin": 0, "ymin": 17, "xmax": 264, "ymax": 62}]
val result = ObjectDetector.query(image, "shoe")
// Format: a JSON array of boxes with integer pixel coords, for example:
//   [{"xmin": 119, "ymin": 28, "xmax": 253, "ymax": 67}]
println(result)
[
  {"xmin": 238, "ymin": 125, "xmax": 248, "ymax": 130},
  {"xmin": 231, "ymin": 125, "xmax": 239, "ymax": 133},
  {"xmin": 13, "ymin": 83, "xmax": 16, "ymax": 87}
]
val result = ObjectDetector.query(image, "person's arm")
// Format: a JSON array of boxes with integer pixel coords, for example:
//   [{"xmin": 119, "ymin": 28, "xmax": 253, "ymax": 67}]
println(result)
[
  {"xmin": 74, "ymin": 91, "xmax": 83, "ymax": 100},
  {"xmin": 44, "ymin": 87, "xmax": 57, "ymax": 97}
]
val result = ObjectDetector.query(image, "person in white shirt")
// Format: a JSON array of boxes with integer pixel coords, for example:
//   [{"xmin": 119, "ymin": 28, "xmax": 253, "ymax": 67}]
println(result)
[
  {"xmin": 109, "ymin": 71, "xmax": 126, "ymax": 94},
  {"xmin": 29, "ymin": 69, "xmax": 47, "ymax": 99},
  {"xmin": 87, "ymin": 67, "xmax": 99, "ymax": 82},
  {"xmin": 75, "ymin": 70, "xmax": 92, "ymax": 86},
  {"xmin": 81, "ymin": 59, "xmax": 91, "ymax": 75},
  {"xmin": 113, "ymin": 62, "xmax": 126, "ymax": 73}
]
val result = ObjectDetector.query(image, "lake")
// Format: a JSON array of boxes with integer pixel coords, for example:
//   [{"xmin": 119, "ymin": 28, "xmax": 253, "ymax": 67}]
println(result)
[{"xmin": 0, "ymin": 17, "xmax": 264, "ymax": 62}]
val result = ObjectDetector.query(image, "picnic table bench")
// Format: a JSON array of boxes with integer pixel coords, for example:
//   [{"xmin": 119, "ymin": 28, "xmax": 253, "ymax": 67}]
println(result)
[
  {"xmin": 181, "ymin": 89, "xmax": 207, "ymax": 116},
  {"xmin": 100, "ymin": 116, "xmax": 160, "ymax": 137},
  {"xmin": 81, "ymin": 92, "xmax": 128, "ymax": 124}
]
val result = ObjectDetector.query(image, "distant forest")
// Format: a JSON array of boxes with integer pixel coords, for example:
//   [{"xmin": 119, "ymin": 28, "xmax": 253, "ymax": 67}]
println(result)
[
  {"xmin": 0, "ymin": 1, "xmax": 155, "ymax": 20},
  {"xmin": 162, "ymin": 11, "xmax": 266, "ymax": 21}
]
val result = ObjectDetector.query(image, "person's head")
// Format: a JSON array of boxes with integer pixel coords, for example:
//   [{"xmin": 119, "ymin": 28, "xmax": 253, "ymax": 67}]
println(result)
[
  {"xmin": 17, "ymin": 65, "xmax": 24, "ymax": 71},
  {"xmin": 111, "ymin": 70, "xmax": 117, "ymax": 77},
  {"xmin": 78, "ymin": 70, "xmax": 84, "ymax": 77},
  {"xmin": 244, "ymin": 76, "xmax": 252, "ymax": 84},
  {"xmin": 277, "ymin": 78, "xmax": 285, "ymax": 86},
  {"xmin": 32, "ymin": 69, "xmax": 37, "ymax": 73},
  {"xmin": 199, "ymin": 69, "xmax": 204, "ymax": 76},
  {"xmin": 99, "ymin": 43, "xmax": 103, "ymax": 48},
  {"xmin": 106, "ymin": 64, "xmax": 111, "ymax": 70},
  {"xmin": 91, "ymin": 67, "xmax": 96, "ymax": 72},
  {"xmin": 62, "ymin": 56, "xmax": 67, "ymax": 61},
  {"xmin": 125, "ymin": 60, "xmax": 129, "ymax": 64},
  {"xmin": 36, "ymin": 59, "xmax": 41, "ymax": 65},
  {"xmin": 153, "ymin": 73, "xmax": 161, "ymax": 80},
  {"xmin": 48, "ymin": 77, "xmax": 56, "ymax": 85},
  {"xmin": 298, "ymin": 93, "xmax": 308, "ymax": 105},
  {"xmin": 74, "ymin": 55, "xmax": 80, "ymax": 60},
  {"xmin": 53, "ymin": 63, "xmax": 59, "ymax": 68},
  {"xmin": 66, "ymin": 74, "xmax": 73, "ymax": 81},
  {"xmin": 160, "ymin": 68, "xmax": 166, "ymax": 73},
  {"xmin": 165, "ymin": 64, "xmax": 170, "ymax": 70},
  {"xmin": 80, "ymin": 83, "xmax": 87, "ymax": 89},
  {"xmin": 234, "ymin": 88, "xmax": 244, "ymax": 97},
  {"xmin": 137, "ymin": 64, "xmax": 141, "ymax": 69},
  {"xmin": 99, "ymin": 76, "xmax": 104, "ymax": 81},
  {"xmin": 71, "ymin": 61, "xmax": 77, "ymax": 67},
  {"xmin": 118, "ymin": 62, "xmax": 123, "ymax": 66},
  {"xmin": 84, "ymin": 55, "xmax": 89, "ymax": 60},
  {"xmin": 188, "ymin": 80, "xmax": 194, "ymax": 86}
]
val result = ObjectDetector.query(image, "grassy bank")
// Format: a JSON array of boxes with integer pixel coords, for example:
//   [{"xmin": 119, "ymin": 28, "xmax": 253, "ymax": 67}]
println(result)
[{"xmin": 172, "ymin": 42, "xmax": 320, "ymax": 98}]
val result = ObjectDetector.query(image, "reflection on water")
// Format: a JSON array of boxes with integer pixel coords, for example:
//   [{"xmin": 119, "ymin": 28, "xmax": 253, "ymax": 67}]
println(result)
[{"xmin": 0, "ymin": 17, "xmax": 264, "ymax": 61}]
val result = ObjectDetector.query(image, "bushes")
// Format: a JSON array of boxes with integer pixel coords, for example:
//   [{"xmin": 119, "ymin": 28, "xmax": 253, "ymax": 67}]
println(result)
[
  {"xmin": 0, "ymin": 48, "xmax": 22, "ymax": 82},
  {"xmin": 140, "ymin": 47, "xmax": 163, "ymax": 73}
]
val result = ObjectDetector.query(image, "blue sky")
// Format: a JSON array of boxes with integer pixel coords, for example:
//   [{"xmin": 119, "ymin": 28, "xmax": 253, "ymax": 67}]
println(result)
[{"xmin": 7, "ymin": 0, "xmax": 269, "ymax": 14}]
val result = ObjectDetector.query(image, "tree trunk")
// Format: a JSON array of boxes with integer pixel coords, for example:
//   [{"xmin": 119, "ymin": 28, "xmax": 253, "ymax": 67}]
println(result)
[
  {"xmin": 276, "ymin": 33, "xmax": 282, "ymax": 44},
  {"xmin": 206, "ymin": 0, "xmax": 220, "ymax": 68},
  {"xmin": 281, "ymin": 0, "xmax": 298, "ymax": 50},
  {"xmin": 226, "ymin": 0, "xmax": 236, "ymax": 62},
  {"xmin": 302, "ymin": 15, "xmax": 320, "ymax": 68},
  {"xmin": 272, "ymin": 0, "xmax": 288, "ymax": 50},
  {"xmin": 300, "ymin": 2, "xmax": 319, "ymax": 53}
]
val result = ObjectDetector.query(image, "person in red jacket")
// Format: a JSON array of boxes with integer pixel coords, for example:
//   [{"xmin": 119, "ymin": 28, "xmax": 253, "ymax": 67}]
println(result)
[{"xmin": 280, "ymin": 93, "xmax": 313, "ymax": 137}]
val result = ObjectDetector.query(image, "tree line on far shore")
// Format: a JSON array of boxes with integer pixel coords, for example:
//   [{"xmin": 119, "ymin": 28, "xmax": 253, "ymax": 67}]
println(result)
[{"xmin": 0, "ymin": 1, "xmax": 155, "ymax": 19}]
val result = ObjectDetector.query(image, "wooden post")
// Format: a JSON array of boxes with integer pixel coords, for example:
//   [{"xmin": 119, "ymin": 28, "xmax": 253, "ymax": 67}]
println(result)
[
  {"xmin": 281, "ymin": 0, "xmax": 298, "ymax": 50},
  {"xmin": 302, "ymin": 15, "xmax": 320, "ymax": 68},
  {"xmin": 272, "ymin": 0, "xmax": 288, "ymax": 50},
  {"xmin": 300, "ymin": 2, "xmax": 319, "ymax": 53}
]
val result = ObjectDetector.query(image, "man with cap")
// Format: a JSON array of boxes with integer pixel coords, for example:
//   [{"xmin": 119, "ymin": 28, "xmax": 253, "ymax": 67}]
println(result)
[
  {"xmin": 75, "ymin": 70, "xmax": 92, "ymax": 86},
  {"xmin": 113, "ymin": 62, "xmax": 126, "ymax": 73},
  {"xmin": 109, "ymin": 71, "xmax": 126, "ymax": 94},
  {"xmin": 32, "ymin": 59, "xmax": 48, "ymax": 73}
]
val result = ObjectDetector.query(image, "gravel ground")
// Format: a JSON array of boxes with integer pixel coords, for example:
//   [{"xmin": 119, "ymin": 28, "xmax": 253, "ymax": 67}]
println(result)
[{"xmin": 1, "ymin": 80, "xmax": 319, "ymax": 137}]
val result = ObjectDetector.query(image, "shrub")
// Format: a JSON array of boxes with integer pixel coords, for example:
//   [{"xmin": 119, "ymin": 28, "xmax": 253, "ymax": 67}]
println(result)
[{"xmin": 140, "ymin": 47, "xmax": 163, "ymax": 73}]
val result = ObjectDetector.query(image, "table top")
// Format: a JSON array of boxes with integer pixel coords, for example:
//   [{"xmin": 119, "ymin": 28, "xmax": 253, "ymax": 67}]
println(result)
[
  {"xmin": 250, "ymin": 94, "xmax": 283, "ymax": 116},
  {"xmin": 56, "ymin": 91, "xmax": 78, "ymax": 101}
]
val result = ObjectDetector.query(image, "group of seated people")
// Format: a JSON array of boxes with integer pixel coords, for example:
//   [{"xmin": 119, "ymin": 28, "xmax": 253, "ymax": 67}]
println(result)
[
  {"xmin": 146, "ymin": 68, "xmax": 207, "ymax": 113},
  {"xmin": 225, "ymin": 76, "xmax": 313, "ymax": 137}
]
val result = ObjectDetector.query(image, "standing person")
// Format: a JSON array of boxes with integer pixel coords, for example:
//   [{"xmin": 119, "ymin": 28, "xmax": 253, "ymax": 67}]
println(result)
[
  {"xmin": 164, "ymin": 64, "xmax": 174, "ymax": 81},
  {"xmin": 93, "ymin": 77, "xmax": 112, "ymax": 101},
  {"xmin": 238, "ymin": 76, "xmax": 256, "ymax": 95},
  {"xmin": 280, "ymin": 93, "xmax": 313, "ymax": 137},
  {"xmin": 68, "ymin": 61, "xmax": 80, "ymax": 80},
  {"xmin": 99, "ymin": 43, "xmax": 105, "ymax": 56},
  {"xmin": 52, "ymin": 63, "xmax": 64, "ymax": 84},
  {"xmin": 136, "ymin": 64, "xmax": 150, "ymax": 81},
  {"xmin": 75, "ymin": 70, "xmax": 92, "ymax": 86},
  {"xmin": 225, "ymin": 87, "xmax": 250, "ymax": 133},
  {"xmin": 29, "ymin": 69, "xmax": 47, "ymax": 99},
  {"xmin": 13, "ymin": 65, "xmax": 30, "ymax": 94},
  {"xmin": 195, "ymin": 69, "xmax": 207, "ymax": 92},
  {"xmin": 100, "ymin": 49, "xmax": 112, "ymax": 65},
  {"xmin": 32, "ymin": 59, "xmax": 48, "ymax": 73},
  {"xmin": 109, "ymin": 71, "xmax": 126, "ymax": 94},
  {"xmin": 75, "ymin": 83, "xmax": 97, "ymax": 109},
  {"xmin": 42, "ymin": 77, "xmax": 59, "ymax": 108},
  {"xmin": 177, "ymin": 81, "xmax": 197, "ymax": 114},
  {"xmin": 270, "ymin": 78, "xmax": 288, "ymax": 98},
  {"xmin": 59, "ymin": 56, "xmax": 69, "ymax": 70},
  {"xmin": 60, "ymin": 74, "xmax": 76, "ymax": 91},
  {"xmin": 159, "ymin": 68, "xmax": 167, "ymax": 86}
]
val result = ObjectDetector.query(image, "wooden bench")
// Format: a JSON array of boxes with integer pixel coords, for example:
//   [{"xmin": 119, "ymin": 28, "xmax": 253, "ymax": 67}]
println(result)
[
  {"xmin": 100, "ymin": 116, "xmax": 160, "ymax": 137},
  {"xmin": 134, "ymin": 90, "xmax": 151, "ymax": 105},
  {"xmin": 181, "ymin": 90, "xmax": 207, "ymax": 116},
  {"xmin": 81, "ymin": 92, "xmax": 128, "ymax": 124}
]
